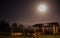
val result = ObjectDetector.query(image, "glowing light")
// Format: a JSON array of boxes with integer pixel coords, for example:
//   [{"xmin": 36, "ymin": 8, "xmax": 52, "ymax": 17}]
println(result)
[{"xmin": 38, "ymin": 4, "xmax": 47, "ymax": 12}]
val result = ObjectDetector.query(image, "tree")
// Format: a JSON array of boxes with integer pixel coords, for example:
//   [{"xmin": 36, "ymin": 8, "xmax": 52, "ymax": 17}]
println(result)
[
  {"xmin": 12, "ymin": 23, "xmax": 18, "ymax": 32},
  {"xmin": 0, "ymin": 21, "xmax": 10, "ymax": 34},
  {"xmin": 19, "ymin": 24, "xmax": 24, "ymax": 32},
  {"xmin": 26, "ymin": 26, "xmax": 33, "ymax": 37}
]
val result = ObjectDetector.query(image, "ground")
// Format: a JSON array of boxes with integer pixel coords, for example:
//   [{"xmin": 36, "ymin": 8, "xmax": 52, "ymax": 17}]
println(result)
[{"xmin": 0, "ymin": 35, "xmax": 60, "ymax": 38}]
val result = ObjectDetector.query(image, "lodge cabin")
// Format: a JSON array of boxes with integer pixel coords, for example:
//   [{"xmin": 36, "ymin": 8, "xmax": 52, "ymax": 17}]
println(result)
[{"xmin": 33, "ymin": 22, "xmax": 59, "ymax": 34}]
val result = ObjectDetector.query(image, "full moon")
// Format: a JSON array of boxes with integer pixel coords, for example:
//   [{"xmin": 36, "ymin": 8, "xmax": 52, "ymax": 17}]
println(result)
[{"xmin": 38, "ymin": 4, "xmax": 46, "ymax": 12}]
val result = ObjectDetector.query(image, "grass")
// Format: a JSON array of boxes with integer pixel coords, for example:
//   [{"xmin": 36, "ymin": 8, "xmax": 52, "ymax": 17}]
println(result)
[
  {"xmin": 38, "ymin": 35, "xmax": 60, "ymax": 38},
  {"xmin": 0, "ymin": 35, "xmax": 60, "ymax": 38}
]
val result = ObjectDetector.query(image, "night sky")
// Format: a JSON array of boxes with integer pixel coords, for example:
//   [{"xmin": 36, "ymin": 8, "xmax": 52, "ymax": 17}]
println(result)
[{"xmin": 0, "ymin": 0, "xmax": 60, "ymax": 26}]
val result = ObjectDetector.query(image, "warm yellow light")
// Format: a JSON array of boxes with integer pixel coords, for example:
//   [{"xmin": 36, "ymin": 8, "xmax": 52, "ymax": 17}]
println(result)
[{"xmin": 38, "ymin": 4, "xmax": 46, "ymax": 12}]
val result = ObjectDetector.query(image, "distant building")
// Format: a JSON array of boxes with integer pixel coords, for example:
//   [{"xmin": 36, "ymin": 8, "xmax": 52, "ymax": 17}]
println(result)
[{"xmin": 11, "ymin": 24, "xmax": 23, "ymax": 36}]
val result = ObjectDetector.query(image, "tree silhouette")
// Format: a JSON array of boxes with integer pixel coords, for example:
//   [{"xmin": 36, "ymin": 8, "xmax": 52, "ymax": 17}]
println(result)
[
  {"xmin": 12, "ymin": 23, "xmax": 18, "ymax": 32},
  {"xmin": 25, "ymin": 26, "xmax": 33, "ymax": 37},
  {"xmin": 12, "ymin": 23, "xmax": 17, "ymax": 28},
  {"xmin": 19, "ymin": 24, "xmax": 24, "ymax": 32},
  {"xmin": 0, "ymin": 21, "xmax": 10, "ymax": 34}
]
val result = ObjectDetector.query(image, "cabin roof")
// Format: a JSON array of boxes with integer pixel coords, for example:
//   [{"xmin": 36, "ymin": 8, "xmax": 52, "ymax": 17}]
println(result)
[{"xmin": 33, "ymin": 22, "xmax": 59, "ymax": 27}]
